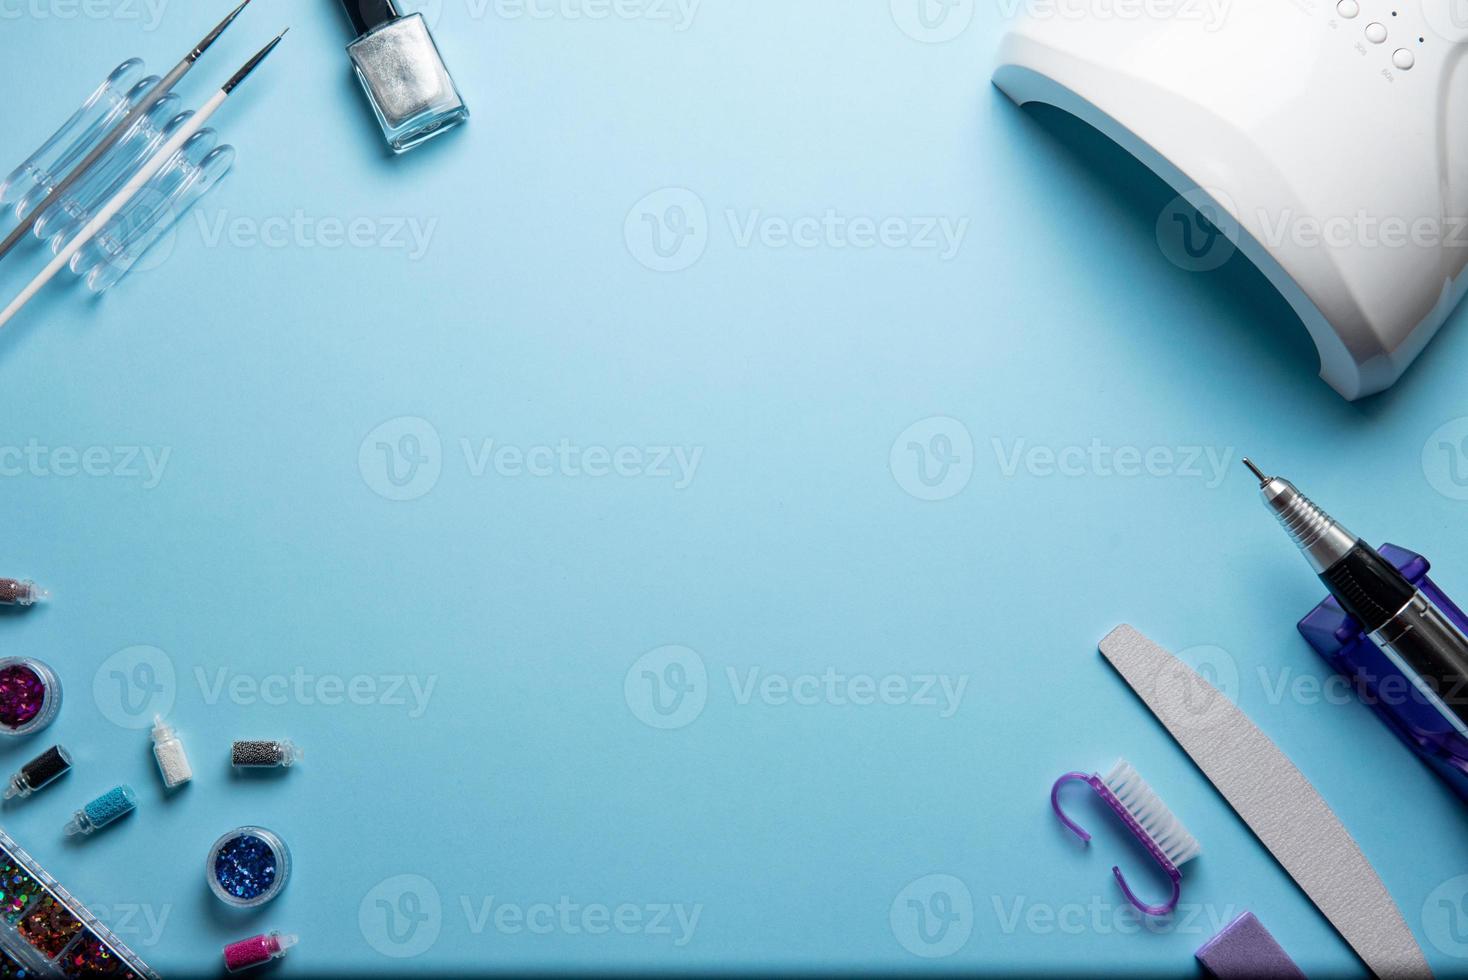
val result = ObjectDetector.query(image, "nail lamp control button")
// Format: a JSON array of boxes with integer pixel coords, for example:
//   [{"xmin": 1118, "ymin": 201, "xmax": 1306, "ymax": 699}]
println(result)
[
  {"xmin": 1393, "ymin": 48, "xmax": 1415, "ymax": 69},
  {"xmin": 1365, "ymin": 22, "xmax": 1388, "ymax": 42},
  {"xmin": 1337, "ymin": 0, "xmax": 1358, "ymax": 17}
]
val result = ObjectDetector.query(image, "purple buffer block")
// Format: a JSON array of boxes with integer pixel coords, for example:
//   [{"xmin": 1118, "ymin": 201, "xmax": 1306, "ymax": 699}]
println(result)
[
  {"xmin": 1299, "ymin": 543, "xmax": 1468, "ymax": 801},
  {"xmin": 1195, "ymin": 912, "xmax": 1306, "ymax": 979}
]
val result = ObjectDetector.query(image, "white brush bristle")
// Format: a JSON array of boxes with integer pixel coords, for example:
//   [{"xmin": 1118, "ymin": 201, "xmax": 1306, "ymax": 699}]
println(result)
[{"xmin": 1102, "ymin": 760, "xmax": 1201, "ymax": 868}]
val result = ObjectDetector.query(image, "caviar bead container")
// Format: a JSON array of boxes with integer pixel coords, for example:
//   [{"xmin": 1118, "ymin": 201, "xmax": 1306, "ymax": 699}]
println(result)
[
  {"xmin": 223, "ymin": 931, "xmax": 297, "ymax": 972},
  {"xmin": 63, "ymin": 786, "xmax": 136, "ymax": 837},
  {"xmin": 208, "ymin": 827, "xmax": 291, "ymax": 908},
  {"xmin": 4, "ymin": 746, "xmax": 72, "ymax": 800},
  {"xmin": 0, "ymin": 659, "xmax": 61, "ymax": 737},
  {"xmin": 0, "ymin": 58, "xmax": 233, "ymax": 292},
  {"xmin": 231, "ymin": 739, "xmax": 302, "ymax": 768}
]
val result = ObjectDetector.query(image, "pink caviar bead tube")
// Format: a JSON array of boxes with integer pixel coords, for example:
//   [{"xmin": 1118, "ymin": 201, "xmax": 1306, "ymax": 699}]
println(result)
[{"xmin": 223, "ymin": 931, "xmax": 297, "ymax": 972}]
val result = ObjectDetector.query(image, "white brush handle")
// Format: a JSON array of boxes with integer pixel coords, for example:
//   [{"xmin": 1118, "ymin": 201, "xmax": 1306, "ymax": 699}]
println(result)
[{"xmin": 0, "ymin": 87, "xmax": 227, "ymax": 331}]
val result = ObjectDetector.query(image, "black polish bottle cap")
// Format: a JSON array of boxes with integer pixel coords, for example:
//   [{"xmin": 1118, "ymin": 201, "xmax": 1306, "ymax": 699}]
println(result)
[{"xmin": 340, "ymin": 0, "xmax": 402, "ymax": 37}]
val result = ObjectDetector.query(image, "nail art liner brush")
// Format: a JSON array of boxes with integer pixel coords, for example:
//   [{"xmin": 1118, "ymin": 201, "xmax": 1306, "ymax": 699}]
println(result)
[
  {"xmin": 0, "ymin": 0, "xmax": 255, "ymax": 264},
  {"xmin": 0, "ymin": 30, "xmax": 287, "ymax": 332}
]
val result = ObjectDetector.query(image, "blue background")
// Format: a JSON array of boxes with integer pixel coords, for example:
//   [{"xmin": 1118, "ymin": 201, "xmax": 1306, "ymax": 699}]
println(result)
[{"xmin": 2, "ymin": 0, "xmax": 1468, "ymax": 974}]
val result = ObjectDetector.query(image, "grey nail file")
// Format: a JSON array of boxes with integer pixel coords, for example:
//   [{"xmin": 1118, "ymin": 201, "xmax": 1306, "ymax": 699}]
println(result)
[{"xmin": 1099, "ymin": 624, "xmax": 1433, "ymax": 980}]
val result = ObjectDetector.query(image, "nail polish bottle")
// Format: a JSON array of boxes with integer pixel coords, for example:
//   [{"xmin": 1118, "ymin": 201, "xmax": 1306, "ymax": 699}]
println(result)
[{"xmin": 339, "ymin": 0, "xmax": 469, "ymax": 154}]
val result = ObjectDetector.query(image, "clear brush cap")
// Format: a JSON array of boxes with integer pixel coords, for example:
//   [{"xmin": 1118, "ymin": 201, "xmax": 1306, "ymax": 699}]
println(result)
[{"xmin": 0, "ymin": 58, "xmax": 234, "ymax": 292}]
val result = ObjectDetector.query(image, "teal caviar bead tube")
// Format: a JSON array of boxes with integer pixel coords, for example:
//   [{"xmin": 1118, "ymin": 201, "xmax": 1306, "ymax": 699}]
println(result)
[{"xmin": 64, "ymin": 785, "xmax": 137, "ymax": 836}]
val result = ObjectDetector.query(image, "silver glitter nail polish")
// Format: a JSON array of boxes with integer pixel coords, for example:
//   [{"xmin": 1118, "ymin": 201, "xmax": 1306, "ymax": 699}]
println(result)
[{"xmin": 340, "ymin": 0, "xmax": 468, "ymax": 153}]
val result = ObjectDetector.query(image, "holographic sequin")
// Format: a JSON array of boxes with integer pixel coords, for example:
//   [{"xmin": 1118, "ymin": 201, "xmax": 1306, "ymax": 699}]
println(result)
[
  {"xmin": 0, "ymin": 946, "xmax": 31, "ymax": 978},
  {"xmin": 0, "ymin": 861, "xmax": 43, "ymax": 922},
  {"xmin": 213, "ymin": 834, "xmax": 278, "ymax": 902},
  {"xmin": 59, "ymin": 933, "xmax": 125, "ymax": 976},
  {"xmin": 0, "ymin": 664, "xmax": 45, "ymax": 729},
  {"xmin": 18, "ymin": 894, "xmax": 83, "ymax": 956}
]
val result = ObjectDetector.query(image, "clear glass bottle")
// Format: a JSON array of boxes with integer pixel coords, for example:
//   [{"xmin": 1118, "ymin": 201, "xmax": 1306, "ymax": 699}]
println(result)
[
  {"xmin": 151, "ymin": 716, "xmax": 193, "ymax": 788},
  {"xmin": 340, "ymin": 0, "xmax": 469, "ymax": 154}
]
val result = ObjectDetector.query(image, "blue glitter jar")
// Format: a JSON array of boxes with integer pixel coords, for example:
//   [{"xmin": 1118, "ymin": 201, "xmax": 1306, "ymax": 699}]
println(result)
[{"xmin": 207, "ymin": 826, "xmax": 290, "ymax": 908}]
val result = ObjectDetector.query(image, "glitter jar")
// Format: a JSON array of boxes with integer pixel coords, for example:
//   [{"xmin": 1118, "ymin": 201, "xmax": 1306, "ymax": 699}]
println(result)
[
  {"xmin": 208, "ymin": 827, "xmax": 290, "ymax": 908},
  {"xmin": 0, "ymin": 658, "xmax": 61, "ymax": 736}
]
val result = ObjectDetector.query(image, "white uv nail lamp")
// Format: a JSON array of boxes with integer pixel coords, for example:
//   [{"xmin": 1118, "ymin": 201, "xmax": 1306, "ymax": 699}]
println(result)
[{"xmin": 993, "ymin": 0, "xmax": 1468, "ymax": 399}]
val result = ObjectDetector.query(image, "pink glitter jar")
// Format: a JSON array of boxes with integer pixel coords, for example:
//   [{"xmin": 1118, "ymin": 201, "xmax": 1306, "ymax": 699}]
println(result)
[
  {"xmin": 0, "ymin": 658, "xmax": 60, "ymax": 736},
  {"xmin": 223, "ymin": 931, "xmax": 296, "ymax": 972}
]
